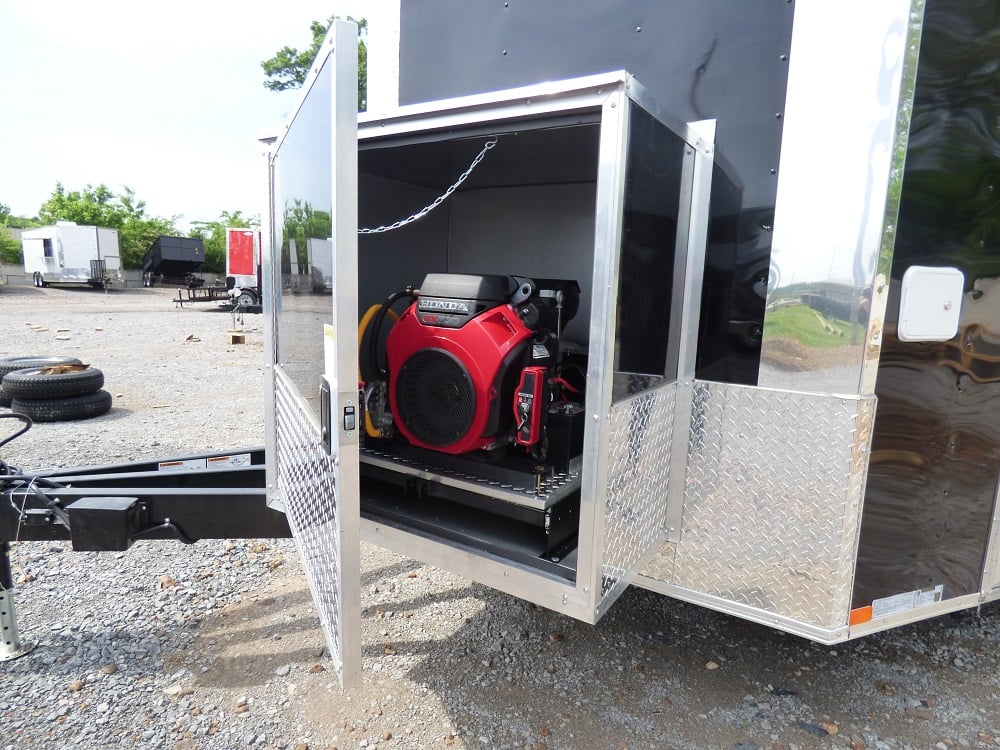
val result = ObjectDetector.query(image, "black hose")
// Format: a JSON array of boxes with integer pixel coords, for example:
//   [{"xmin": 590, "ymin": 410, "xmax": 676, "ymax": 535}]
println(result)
[
  {"xmin": 0, "ymin": 413, "xmax": 32, "ymax": 452},
  {"xmin": 368, "ymin": 288, "xmax": 416, "ymax": 380}
]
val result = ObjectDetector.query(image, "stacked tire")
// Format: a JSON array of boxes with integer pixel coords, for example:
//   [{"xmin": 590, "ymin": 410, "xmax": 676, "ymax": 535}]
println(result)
[{"xmin": 0, "ymin": 356, "xmax": 112, "ymax": 422}]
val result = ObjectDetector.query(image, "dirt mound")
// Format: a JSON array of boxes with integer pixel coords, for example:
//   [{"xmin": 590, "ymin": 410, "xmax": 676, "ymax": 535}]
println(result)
[{"xmin": 761, "ymin": 337, "xmax": 864, "ymax": 371}]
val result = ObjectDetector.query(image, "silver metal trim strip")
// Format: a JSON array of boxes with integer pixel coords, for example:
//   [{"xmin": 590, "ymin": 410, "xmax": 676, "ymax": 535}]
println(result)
[
  {"xmin": 262, "ymin": 140, "xmax": 281, "ymax": 511},
  {"xmin": 859, "ymin": 0, "xmax": 926, "ymax": 396},
  {"xmin": 848, "ymin": 592, "xmax": 982, "ymax": 639},
  {"xmin": 665, "ymin": 120, "xmax": 716, "ymax": 545},
  {"xmin": 630, "ymin": 577, "xmax": 851, "ymax": 644},
  {"xmin": 359, "ymin": 451, "xmax": 581, "ymax": 511},
  {"xmin": 329, "ymin": 20, "xmax": 362, "ymax": 690},
  {"xmin": 360, "ymin": 71, "xmax": 630, "ymax": 130},
  {"xmin": 361, "ymin": 519, "xmax": 593, "ymax": 621},
  {"xmin": 981, "ymin": 477, "xmax": 1000, "ymax": 594},
  {"xmin": 577, "ymin": 87, "xmax": 631, "ymax": 617}
]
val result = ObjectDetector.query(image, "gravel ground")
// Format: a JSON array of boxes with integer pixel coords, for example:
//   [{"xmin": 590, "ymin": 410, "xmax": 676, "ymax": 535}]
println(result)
[{"xmin": 1, "ymin": 285, "xmax": 999, "ymax": 750}]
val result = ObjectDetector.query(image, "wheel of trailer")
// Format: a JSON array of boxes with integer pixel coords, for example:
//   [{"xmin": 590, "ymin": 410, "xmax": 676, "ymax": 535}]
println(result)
[
  {"xmin": 142, "ymin": 271, "xmax": 153, "ymax": 287},
  {"xmin": 2, "ymin": 366, "xmax": 104, "ymax": 400},
  {"xmin": 11, "ymin": 390, "xmax": 113, "ymax": 423},
  {"xmin": 32, "ymin": 272, "xmax": 47, "ymax": 288},
  {"xmin": 235, "ymin": 288, "xmax": 258, "ymax": 306}
]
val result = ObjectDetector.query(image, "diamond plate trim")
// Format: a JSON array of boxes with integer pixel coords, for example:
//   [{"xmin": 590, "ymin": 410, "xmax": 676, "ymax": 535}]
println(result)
[
  {"xmin": 600, "ymin": 381, "xmax": 676, "ymax": 602},
  {"xmin": 665, "ymin": 382, "xmax": 875, "ymax": 630},
  {"xmin": 274, "ymin": 373, "xmax": 344, "ymax": 673}
]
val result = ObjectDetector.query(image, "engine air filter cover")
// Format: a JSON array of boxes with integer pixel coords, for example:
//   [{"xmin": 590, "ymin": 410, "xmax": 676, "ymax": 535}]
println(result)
[
  {"xmin": 387, "ymin": 298, "xmax": 532, "ymax": 454},
  {"xmin": 395, "ymin": 349, "xmax": 476, "ymax": 447}
]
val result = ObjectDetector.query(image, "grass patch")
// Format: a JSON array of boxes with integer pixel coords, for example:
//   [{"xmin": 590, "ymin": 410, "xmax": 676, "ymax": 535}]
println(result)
[{"xmin": 763, "ymin": 304, "xmax": 857, "ymax": 348}]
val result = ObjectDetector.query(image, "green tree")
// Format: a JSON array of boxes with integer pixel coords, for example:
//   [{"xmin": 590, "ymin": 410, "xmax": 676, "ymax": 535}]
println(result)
[
  {"xmin": 262, "ymin": 17, "xmax": 367, "ymax": 111},
  {"xmin": 38, "ymin": 183, "xmax": 177, "ymax": 269},
  {"xmin": 0, "ymin": 202, "xmax": 42, "ymax": 264},
  {"xmin": 188, "ymin": 210, "xmax": 258, "ymax": 275},
  {"xmin": 280, "ymin": 199, "xmax": 331, "ymax": 274},
  {"xmin": 0, "ymin": 202, "xmax": 41, "ymax": 230},
  {"xmin": 0, "ymin": 227, "xmax": 20, "ymax": 266}
]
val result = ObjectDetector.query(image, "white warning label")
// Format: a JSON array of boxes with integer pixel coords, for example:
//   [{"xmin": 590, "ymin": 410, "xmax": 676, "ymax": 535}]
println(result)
[{"xmin": 871, "ymin": 584, "xmax": 944, "ymax": 619}]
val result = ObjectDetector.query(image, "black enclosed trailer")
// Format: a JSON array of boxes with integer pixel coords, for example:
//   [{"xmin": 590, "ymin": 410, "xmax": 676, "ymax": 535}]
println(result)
[
  {"xmin": 261, "ymin": 1, "xmax": 1000, "ymax": 687},
  {"xmin": 4, "ymin": 1, "xmax": 1000, "ymax": 691},
  {"xmin": 141, "ymin": 235, "xmax": 207, "ymax": 288}
]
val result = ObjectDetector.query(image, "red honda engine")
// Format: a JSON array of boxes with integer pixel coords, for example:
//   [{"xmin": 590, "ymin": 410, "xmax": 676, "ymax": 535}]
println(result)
[{"xmin": 384, "ymin": 273, "xmax": 578, "ymax": 456}]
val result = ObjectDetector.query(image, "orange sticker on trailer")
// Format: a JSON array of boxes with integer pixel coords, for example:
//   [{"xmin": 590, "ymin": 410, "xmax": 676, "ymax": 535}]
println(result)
[{"xmin": 849, "ymin": 606, "xmax": 873, "ymax": 626}]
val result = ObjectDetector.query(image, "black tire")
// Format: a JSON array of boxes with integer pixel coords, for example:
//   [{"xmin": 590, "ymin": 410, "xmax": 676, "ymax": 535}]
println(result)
[
  {"xmin": 2, "ymin": 366, "xmax": 104, "ymax": 400},
  {"xmin": 0, "ymin": 385, "xmax": 11, "ymax": 408},
  {"xmin": 0, "ymin": 356, "xmax": 83, "ymax": 379},
  {"xmin": 235, "ymin": 288, "xmax": 258, "ymax": 306},
  {"xmin": 11, "ymin": 390, "xmax": 113, "ymax": 422}
]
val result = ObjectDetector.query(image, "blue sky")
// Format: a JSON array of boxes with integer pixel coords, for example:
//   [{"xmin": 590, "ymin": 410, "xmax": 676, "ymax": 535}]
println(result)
[{"xmin": 0, "ymin": 1, "xmax": 370, "ymax": 229}]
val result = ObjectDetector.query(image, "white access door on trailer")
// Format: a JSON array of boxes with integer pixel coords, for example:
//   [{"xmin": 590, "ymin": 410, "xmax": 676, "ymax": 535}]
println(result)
[{"xmin": 263, "ymin": 21, "xmax": 361, "ymax": 689}]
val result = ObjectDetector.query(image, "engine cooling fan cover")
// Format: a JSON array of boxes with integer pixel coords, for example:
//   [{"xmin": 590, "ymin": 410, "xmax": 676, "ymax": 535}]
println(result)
[{"xmin": 387, "ymin": 302, "xmax": 532, "ymax": 454}]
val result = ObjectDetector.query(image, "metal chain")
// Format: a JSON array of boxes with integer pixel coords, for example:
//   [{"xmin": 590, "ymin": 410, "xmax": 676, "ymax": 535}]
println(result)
[{"xmin": 358, "ymin": 137, "xmax": 498, "ymax": 234}]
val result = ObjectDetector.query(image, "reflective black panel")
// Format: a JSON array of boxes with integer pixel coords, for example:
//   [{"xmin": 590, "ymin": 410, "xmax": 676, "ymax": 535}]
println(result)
[
  {"xmin": 398, "ymin": 0, "xmax": 795, "ymax": 384},
  {"xmin": 614, "ymin": 103, "xmax": 688, "ymax": 380},
  {"xmin": 855, "ymin": 0, "xmax": 1000, "ymax": 605},
  {"xmin": 271, "ymin": 56, "xmax": 334, "ymax": 413}
]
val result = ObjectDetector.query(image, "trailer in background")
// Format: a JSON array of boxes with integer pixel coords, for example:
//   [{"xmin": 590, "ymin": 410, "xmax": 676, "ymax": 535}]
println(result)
[
  {"xmin": 22, "ymin": 222, "xmax": 121, "ymax": 289},
  {"xmin": 141, "ymin": 235, "xmax": 206, "ymax": 288},
  {"xmin": 225, "ymin": 228, "xmax": 263, "ymax": 306}
]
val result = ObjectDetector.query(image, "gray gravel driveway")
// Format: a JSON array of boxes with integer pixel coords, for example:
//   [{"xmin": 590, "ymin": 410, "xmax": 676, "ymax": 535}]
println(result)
[{"xmin": 0, "ymin": 285, "xmax": 997, "ymax": 750}]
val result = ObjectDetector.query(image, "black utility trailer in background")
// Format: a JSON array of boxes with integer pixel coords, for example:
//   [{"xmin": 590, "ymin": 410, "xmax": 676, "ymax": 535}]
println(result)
[
  {"xmin": 142, "ymin": 235, "xmax": 262, "ymax": 312},
  {"xmin": 142, "ymin": 235, "xmax": 207, "ymax": 289}
]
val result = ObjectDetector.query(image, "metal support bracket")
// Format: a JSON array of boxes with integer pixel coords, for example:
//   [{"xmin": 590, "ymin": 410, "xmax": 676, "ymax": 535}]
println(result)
[{"xmin": 1, "ymin": 542, "xmax": 33, "ymax": 662}]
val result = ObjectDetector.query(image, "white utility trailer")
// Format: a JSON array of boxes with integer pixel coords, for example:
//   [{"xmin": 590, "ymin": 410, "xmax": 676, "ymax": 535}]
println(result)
[
  {"xmin": 261, "ymin": 0, "xmax": 1000, "ymax": 689},
  {"xmin": 21, "ymin": 222, "xmax": 122, "ymax": 288}
]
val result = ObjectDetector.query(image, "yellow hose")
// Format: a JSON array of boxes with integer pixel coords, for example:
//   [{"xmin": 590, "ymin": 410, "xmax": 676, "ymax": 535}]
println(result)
[{"xmin": 357, "ymin": 303, "xmax": 398, "ymax": 437}]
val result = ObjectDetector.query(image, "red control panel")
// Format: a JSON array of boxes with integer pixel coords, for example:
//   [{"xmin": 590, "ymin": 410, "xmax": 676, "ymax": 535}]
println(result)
[{"xmin": 514, "ymin": 366, "xmax": 547, "ymax": 447}]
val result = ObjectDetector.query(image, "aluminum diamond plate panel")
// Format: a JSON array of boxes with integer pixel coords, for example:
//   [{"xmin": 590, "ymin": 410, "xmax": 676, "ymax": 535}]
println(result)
[
  {"xmin": 665, "ymin": 382, "xmax": 874, "ymax": 630},
  {"xmin": 274, "ymin": 373, "xmax": 344, "ymax": 672},
  {"xmin": 600, "ymin": 381, "xmax": 676, "ymax": 603}
]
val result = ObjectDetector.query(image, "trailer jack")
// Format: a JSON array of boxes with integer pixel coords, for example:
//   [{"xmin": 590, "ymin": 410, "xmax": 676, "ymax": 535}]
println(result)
[{"xmin": 1, "ymin": 541, "xmax": 33, "ymax": 662}]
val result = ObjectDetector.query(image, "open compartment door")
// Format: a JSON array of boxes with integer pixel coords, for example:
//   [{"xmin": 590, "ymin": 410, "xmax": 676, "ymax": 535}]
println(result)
[
  {"xmin": 263, "ymin": 21, "xmax": 361, "ymax": 688},
  {"xmin": 585, "ymin": 114, "xmax": 716, "ymax": 620},
  {"xmin": 351, "ymin": 74, "xmax": 715, "ymax": 625}
]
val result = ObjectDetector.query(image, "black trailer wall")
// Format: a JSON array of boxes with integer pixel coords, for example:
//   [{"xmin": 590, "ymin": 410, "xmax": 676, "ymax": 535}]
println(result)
[
  {"xmin": 397, "ymin": 0, "xmax": 795, "ymax": 385},
  {"xmin": 855, "ymin": 0, "xmax": 1000, "ymax": 605}
]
